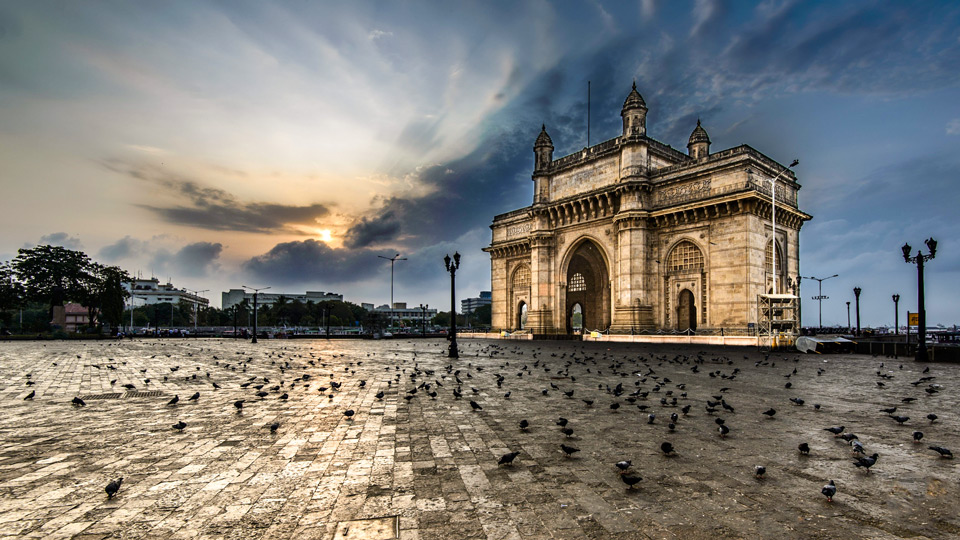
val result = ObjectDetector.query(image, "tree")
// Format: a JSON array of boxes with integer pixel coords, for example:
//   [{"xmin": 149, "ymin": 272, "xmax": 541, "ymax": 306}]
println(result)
[
  {"xmin": 473, "ymin": 304, "xmax": 492, "ymax": 325},
  {"xmin": 13, "ymin": 245, "xmax": 93, "ymax": 320},
  {"xmin": 0, "ymin": 262, "xmax": 25, "ymax": 329},
  {"xmin": 99, "ymin": 267, "xmax": 130, "ymax": 333},
  {"xmin": 432, "ymin": 311, "xmax": 451, "ymax": 327}
]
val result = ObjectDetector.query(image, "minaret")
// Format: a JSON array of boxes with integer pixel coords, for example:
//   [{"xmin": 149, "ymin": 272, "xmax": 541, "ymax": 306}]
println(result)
[
  {"xmin": 621, "ymin": 81, "xmax": 648, "ymax": 137},
  {"xmin": 687, "ymin": 119, "xmax": 711, "ymax": 159},
  {"xmin": 533, "ymin": 124, "xmax": 554, "ymax": 172}
]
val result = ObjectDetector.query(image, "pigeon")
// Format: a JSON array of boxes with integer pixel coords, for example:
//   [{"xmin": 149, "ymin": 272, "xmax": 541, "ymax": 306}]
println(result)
[
  {"xmin": 681, "ymin": 404, "xmax": 691, "ymax": 415},
  {"xmin": 755, "ymin": 465, "xmax": 766, "ymax": 478},
  {"xmin": 647, "ymin": 414, "xmax": 656, "ymax": 424},
  {"xmin": 660, "ymin": 441, "xmax": 675, "ymax": 455},
  {"xmin": 890, "ymin": 415, "xmax": 909, "ymax": 425},
  {"xmin": 167, "ymin": 395, "xmax": 179, "ymax": 406},
  {"xmin": 470, "ymin": 400, "xmax": 482, "ymax": 411},
  {"xmin": 105, "ymin": 477, "xmax": 123, "ymax": 498},
  {"xmin": 188, "ymin": 392, "xmax": 200, "ymax": 401},
  {"xmin": 279, "ymin": 393, "xmax": 288, "ymax": 400},
  {"xmin": 234, "ymin": 400, "xmax": 244, "ymax": 411},
  {"xmin": 670, "ymin": 412, "xmax": 679, "ymax": 423},
  {"xmin": 24, "ymin": 390, "xmax": 34, "ymax": 400},
  {"xmin": 610, "ymin": 402, "xmax": 620, "ymax": 411},
  {"xmin": 560, "ymin": 444, "xmax": 580, "ymax": 457},
  {"xmin": 929, "ymin": 446, "xmax": 953, "ymax": 458},
  {"xmin": 880, "ymin": 407, "xmax": 897, "ymax": 414},
  {"xmin": 498, "ymin": 451, "xmax": 520, "ymax": 465},
  {"xmin": 256, "ymin": 391, "xmax": 268, "ymax": 398},
  {"xmin": 375, "ymin": 391, "xmax": 384, "ymax": 400},
  {"xmin": 798, "ymin": 442, "xmax": 810, "ymax": 455},
  {"xmin": 615, "ymin": 460, "xmax": 632, "ymax": 472},
  {"xmin": 269, "ymin": 422, "xmax": 280, "ymax": 433},
  {"xmin": 840, "ymin": 433, "xmax": 859, "ymax": 443},
  {"xmin": 72, "ymin": 397, "xmax": 86, "ymax": 407},
  {"xmin": 821, "ymin": 480, "xmax": 836, "ymax": 502},
  {"xmin": 621, "ymin": 474, "xmax": 643, "ymax": 489},
  {"xmin": 556, "ymin": 417, "xmax": 568, "ymax": 427},
  {"xmin": 762, "ymin": 408, "xmax": 776, "ymax": 418},
  {"xmin": 718, "ymin": 424, "xmax": 730, "ymax": 438},
  {"xmin": 927, "ymin": 414, "xmax": 938, "ymax": 423},
  {"xmin": 853, "ymin": 453, "xmax": 879, "ymax": 472},
  {"xmin": 913, "ymin": 431, "xmax": 924, "ymax": 442},
  {"xmin": 561, "ymin": 427, "xmax": 574, "ymax": 438},
  {"xmin": 519, "ymin": 419, "xmax": 530, "ymax": 431},
  {"xmin": 824, "ymin": 426, "xmax": 845, "ymax": 436},
  {"xmin": 173, "ymin": 420, "xmax": 186, "ymax": 432},
  {"xmin": 582, "ymin": 399, "xmax": 594, "ymax": 406},
  {"xmin": 344, "ymin": 409, "xmax": 355, "ymax": 420}
]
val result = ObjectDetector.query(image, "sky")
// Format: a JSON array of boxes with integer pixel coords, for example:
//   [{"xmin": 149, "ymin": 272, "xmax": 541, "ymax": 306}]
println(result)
[{"xmin": 1, "ymin": 0, "xmax": 959, "ymax": 327}]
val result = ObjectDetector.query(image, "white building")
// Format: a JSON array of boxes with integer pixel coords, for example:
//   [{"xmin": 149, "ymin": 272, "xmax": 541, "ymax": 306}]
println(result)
[
  {"xmin": 125, "ymin": 278, "xmax": 210, "ymax": 307},
  {"xmin": 221, "ymin": 289, "xmax": 343, "ymax": 310},
  {"xmin": 461, "ymin": 291, "xmax": 492, "ymax": 314},
  {"xmin": 374, "ymin": 303, "xmax": 438, "ymax": 324}
]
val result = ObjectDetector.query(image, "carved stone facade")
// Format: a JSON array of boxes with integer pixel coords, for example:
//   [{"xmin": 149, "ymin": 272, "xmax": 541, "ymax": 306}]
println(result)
[{"xmin": 484, "ymin": 84, "xmax": 812, "ymax": 334}]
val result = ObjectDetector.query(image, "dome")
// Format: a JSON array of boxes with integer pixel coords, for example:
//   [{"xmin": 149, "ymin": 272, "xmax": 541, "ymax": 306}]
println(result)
[
  {"xmin": 688, "ymin": 119, "xmax": 710, "ymax": 145},
  {"xmin": 534, "ymin": 124, "xmax": 553, "ymax": 148},
  {"xmin": 621, "ymin": 81, "xmax": 647, "ymax": 113}
]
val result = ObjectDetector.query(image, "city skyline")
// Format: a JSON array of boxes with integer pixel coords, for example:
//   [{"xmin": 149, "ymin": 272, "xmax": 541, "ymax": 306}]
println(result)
[{"xmin": 1, "ymin": 1, "xmax": 959, "ymax": 326}]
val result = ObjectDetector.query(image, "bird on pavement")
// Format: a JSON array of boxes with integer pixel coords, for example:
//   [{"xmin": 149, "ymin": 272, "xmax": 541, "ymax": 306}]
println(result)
[
  {"xmin": 755, "ymin": 465, "xmax": 766, "ymax": 478},
  {"xmin": 762, "ymin": 408, "xmax": 776, "ymax": 418},
  {"xmin": 615, "ymin": 460, "xmax": 632, "ymax": 473},
  {"xmin": 105, "ymin": 477, "xmax": 123, "ymax": 498},
  {"xmin": 561, "ymin": 427, "xmax": 574, "ymax": 438},
  {"xmin": 821, "ymin": 480, "xmax": 836, "ymax": 502},
  {"xmin": 167, "ymin": 395, "xmax": 179, "ymax": 406},
  {"xmin": 929, "ymin": 446, "xmax": 953, "ymax": 458},
  {"xmin": 498, "ymin": 451, "xmax": 520, "ymax": 466},
  {"xmin": 470, "ymin": 400, "xmax": 482, "ymax": 411},
  {"xmin": 853, "ymin": 453, "xmax": 879, "ymax": 472},
  {"xmin": 519, "ymin": 419, "xmax": 529, "ymax": 431},
  {"xmin": 173, "ymin": 420, "xmax": 186, "ymax": 432},
  {"xmin": 824, "ymin": 426, "xmax": 845, "ymax": 436},
  {"xmin": 269, "ymin": 422, "xmax": 280, "ymax": 433},
  {"xmin": 798, "ymin": 442, "xmax": 810, "ymax": 455},
  {"xmin": 344, "ymin": 410, "xmax": 355, "ymax": 420},
  {"xmin": 890, "ymin": 415, "xmax": 910, "ymax": 425},
  {"xmin": 927, "ymin": 414, "xmax": 938, "ymax": 423},
  {"xmin": 72, "ymin": 397, "xmax": 86, "ymax": 407},
  {"xmin": 661, "ymin": 442, "xmax": 675, "ymax": 456},
  {"xmin": 234, "ymin": 400, "xmax": 244, "ymax": 411},
  {"xmin": 24, "ymin": 390, "xmax": 34, "ymax": 400},
  {"xmin": 375, "ymin": 391, "xmax": 384, "ymax": 400},
  {"xmin": 560, "ymin": 444, "xmax": 580, "ymax": 457},
  {"xmin": 621, "ymin": 474, "xmax": 642, "ymax": 489},
  {"xmin": 556, "ymin": 417, "xmax": 568, "ymax": 427},
  {"xmin": 188, "ymin": 392, "xmax": 200, "ymax": 401},
  {"xmin": 719, "ymin": 424, "xmax": 730, "ymax": 438},
  {"xmin": 913, "ymin": 431, "xmax": 924, "ymax": 442}
]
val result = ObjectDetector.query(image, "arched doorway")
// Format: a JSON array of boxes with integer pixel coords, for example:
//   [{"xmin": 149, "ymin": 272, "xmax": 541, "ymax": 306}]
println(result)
[
  {"xmin": 518, "ymin": 302, "xmax": 528, "ymax": 330},
  {"xmin": 676, "ymin": 289, "xmax": 696, "ymax": 331},
  {"xmin": 569, "ymin": 303, "xmax": 583, "ymax": 333},
  {"xmin": 564, "ymin": 240, "xmax": 610, "ymax": 333}
]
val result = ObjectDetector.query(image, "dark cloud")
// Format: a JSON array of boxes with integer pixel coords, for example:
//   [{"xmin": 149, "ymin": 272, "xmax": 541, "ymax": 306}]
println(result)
[
  {"xmin": 169, "ymin": 242, "xmax": 223, "ymax": 277},
  {"xmin": 101, "ymin": 159, "xmax": 330, "ymax": 233},
  {"xmin": 98, "ymin": 236, "xmax": 145, "ymax": 261},
  {"xmin": 37, "ymin": 232, "xmax": 82, "ymax": 250},
  {"xmin": 242, "ymin": 239, "xmax": 388, "ymax": 286},
  {"xmin": 343, "ymin": 210, "xmax": 402, "ymax": 249}
]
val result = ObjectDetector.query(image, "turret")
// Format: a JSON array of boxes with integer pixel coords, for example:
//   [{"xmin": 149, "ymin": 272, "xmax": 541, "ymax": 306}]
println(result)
[
  {"xmin": 534, "ymin": 124, "xmax": 554, "ymax": 172},
  {"xmin": 621, "ymin": 82, "xmax": 648, "ymax": 137},
  {"xmin": 687, "ymin": 119, "xmax": 710, "ymax": 159}
]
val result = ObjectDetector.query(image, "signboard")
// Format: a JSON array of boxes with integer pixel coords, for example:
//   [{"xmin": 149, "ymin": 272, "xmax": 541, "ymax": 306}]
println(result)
[{"xmin": 908, "ymin": 312, "xmax": 919, "ymax": 326}]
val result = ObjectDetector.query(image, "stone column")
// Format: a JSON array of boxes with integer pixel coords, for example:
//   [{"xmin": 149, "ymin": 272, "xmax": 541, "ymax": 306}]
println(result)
[
  {"xmin": 611, "ymin": 212, "xmax": 651, "ymax": 332},
  {"xmin": 526, "ymin": 234, "xmax": 555, "ymax": 333},
  {"xmin": 489, "ymin": 253, "xmax": 507, "ymax": 330}
]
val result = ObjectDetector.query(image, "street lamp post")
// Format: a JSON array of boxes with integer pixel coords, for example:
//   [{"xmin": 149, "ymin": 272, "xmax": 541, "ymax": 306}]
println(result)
[
  {"xmin": 846, "ymin": 301, "xmax": 851, "ymax": 333},
  {"xmin": 378, "ymin": 254, "xmax": 407, "ymax": 330},
  {"xmin": 892, "ymin": 294, "xmax": 900, "ymax": 335},
  {"xmin": 902, "ymin": 238, "xmax": 937, "ymax": 362},
  {"xmin": 802, "ymin": 274, "xmax": 838, "ymax": 330},
  {"xmin": 762, "ymin": 159, "xmax": 799, "ymax": 294},
  {"xmin": 444, "ymin": 252, "xmax": 460, "ymax": 358},
  {"xmin": 853, "ymin": 287, "xmax": 862, "ymax": 336},
  {"xmin": 419, "ymin": 304, "xmax": 428, "ymax": 336},
  {"xmin": 242, "ymin": 285, "xmax": 270, "ymax": 344}
]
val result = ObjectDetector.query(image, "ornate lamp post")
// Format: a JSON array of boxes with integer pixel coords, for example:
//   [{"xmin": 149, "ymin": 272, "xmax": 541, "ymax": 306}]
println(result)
[
  {"xmin": 419, "ymin": 304, "xmax": 428, "ymax": 336},
  {"xmin": 378, "ymin": 253, "xmax": 406, "ymax": 329},
  {"xmin": 802, "ymin": 274, "xmax": 838, "ymax": 330},
  {"xmin": 892, "ymin": 294, "xmax": 900, "ymax": 335},
  {"xmin": 242, "ymin": 285, "xmax": 270, "ymax": 344},
  {"xmin": 853, "ymin": 287, "xmax": 862, "ymax": 336},
  {"xmin": 902, "ymin": 238, "xmax": 937, "ymax": 362},
  {"xmin": 846, "ymin": 301, "xmax": 851, "ymax": 333},
  {"xmin": 444, "ymin": 252, "xmax": 460, "ymax": 358}
]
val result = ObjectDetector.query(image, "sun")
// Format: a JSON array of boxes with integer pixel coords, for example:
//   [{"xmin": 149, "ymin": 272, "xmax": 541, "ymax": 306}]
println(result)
[{"xmin": 317, "ymin": 229, "xmax": 332, "ymax": 242}]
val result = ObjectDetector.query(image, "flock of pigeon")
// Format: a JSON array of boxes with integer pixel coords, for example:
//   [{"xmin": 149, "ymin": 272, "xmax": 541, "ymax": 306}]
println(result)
[{"xmin": 17, "ymin": 340, "xmax": 955, "ymax": 508}]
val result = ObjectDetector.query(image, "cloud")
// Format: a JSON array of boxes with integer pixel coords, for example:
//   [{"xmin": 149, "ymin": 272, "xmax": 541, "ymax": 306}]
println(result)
[
  {"xmin": 948, "ymin": 119, "xmax": 960, "ymax": 135},
  {"xmin": 37, "ymin": 232, "xmax": 82, "ymax": 250},
  {"xmin": 368, "ymin": 29, "xmax": 393, "ymax": 40},
  {"xmin": 343, "ymin": 210, "xmax": 402, "ymax": 249},
  {"xmin": 99, "ymin": 235, "xmax": 147, "ymax": 261},
  {"xmin": 102, "ymin": 159, "xmax": 331, "ymax": 233},
  {"xmin": 242, "ymin": 239, "xmax": 387, "ymax": 286},
  {"xmin": 168, "ymin": 241, "xmax": 223, "ymax": 277}
]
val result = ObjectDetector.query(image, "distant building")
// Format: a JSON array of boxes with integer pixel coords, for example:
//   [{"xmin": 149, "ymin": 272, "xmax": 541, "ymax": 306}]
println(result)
[
  {"xmin": 374, "ymin": 302, "xmax": 438, "ymax": 325},
  {"xmin": 361, "ymin": 303, "xmax": 375, "ymax": 311},
  {"xmin": 125, "ymin": 278, "xmax": 210, "ymax": 308},
  {"xmin": 221, "ymin": 289, "xmax": 343, "ymax": 310},
  {"xmin": 461, "ymin": 291, "xmax": 492, "ymax": 314},
  {"xmin": 51, "ymin": 303, "xmax": 95, "ymax": 332}
]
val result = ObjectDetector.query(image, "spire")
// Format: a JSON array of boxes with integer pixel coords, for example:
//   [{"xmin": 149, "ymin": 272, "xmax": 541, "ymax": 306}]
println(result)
[
  {"xmin": 687, "ymin": 118, "xmax": 711, "ymax": 159},
  {"xmin": 534, "ymin": 124, "xmax": 553, "ymax": 149},
  {"xmin": 688, "ymin": 118, "xmax": 710, "ymax": 145},
  {"xmin": 622, "ymin": 81, "xmax": 647, "ymax": 112}
]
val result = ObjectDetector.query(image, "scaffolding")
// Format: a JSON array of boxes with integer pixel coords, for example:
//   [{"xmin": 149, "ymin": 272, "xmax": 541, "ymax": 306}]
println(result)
[{"xmin": 757, "ymin": 294, "xmax": 799, "ymax": 350}]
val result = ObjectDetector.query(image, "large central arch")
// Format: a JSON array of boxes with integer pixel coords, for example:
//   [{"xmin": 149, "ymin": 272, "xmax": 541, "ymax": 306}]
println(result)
[{"xmin": 563, "ymin": 239, "xmax": 610, "ymax": 333}]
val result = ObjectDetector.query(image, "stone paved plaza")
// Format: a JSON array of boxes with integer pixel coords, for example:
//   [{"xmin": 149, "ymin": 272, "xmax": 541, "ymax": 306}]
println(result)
[{"xmin": 0, "ymin": 338, "xmax": 958, "ymax": 539}]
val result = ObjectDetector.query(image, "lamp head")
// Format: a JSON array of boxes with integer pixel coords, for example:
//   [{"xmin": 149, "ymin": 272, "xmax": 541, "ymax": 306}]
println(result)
[
  {"xmin": 444, "ymin": 254, "xmax": 451, "ymax": 271},
  {"xmin": 893, "ymin": 294, "xmax": 900, "ymax": 302},
  {"xmin": 926, "ymin": 237, "xmax": 937, "ymax": 258},
  {"xmin": 853, "ymin": 286, "xmax": 861, "ymax": 297},
  {"xmin": 789, "ymin": 159, "xmax": 799, "ymax": 168},
  {"xmin": 901, "ymin": 242, "xmax": 912, "ymax": 262},
  {"xmin": 453, "ymin": 251, "xmax": 461, "ymax": 268}
]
